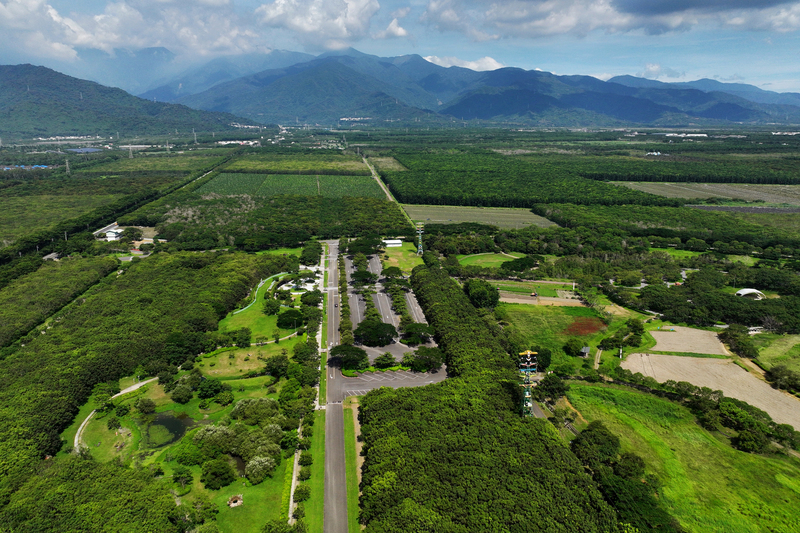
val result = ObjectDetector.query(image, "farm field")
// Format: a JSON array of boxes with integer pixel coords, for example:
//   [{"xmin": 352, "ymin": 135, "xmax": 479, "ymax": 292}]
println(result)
[
  {"xmin": 403, "ymin": 204, "xmax": 556, "ymax": 228},
  {"xmin": 196, "ymin": 173, "xmax": 386, "ymax": 198},
  {"xmin": 622, "ymin": 353, "xmax": 800, "ymax": 428},
  {"xmin": 649, "ymin": 326, "xmax": 729, "ymax": 356},
  {"xmin": 613, "ymin": 182, "xmax": 800, "ymax": 204},
  {"xmin": 457, "ymin": 252, "xmax": 525, "ymax": 268},
  {"xmin": 0, "ymin": 194, "xmax": 121, "ymax": 246},
  {"xmin": 225, "ymin": 154, "xmax": 369, "ymax": 174},
  {"xmin": 369, "ymin": 156, "xmax": 406, "ymax": 171},
  {"xmin": 726, "ymin": 211, "xmax": 800, "ymax": 235},
  {"xmin": 77, "ymin": 155, "xmax": 224, "ymax": 173},
  {"xmin": 495, "ymin": 303, "xmax": 606, "ymax": 373},
  {"xmin": 381, "ymin": 242, "xmax": 423, "ymax": 274},
  {"xmin": 752, "ymin": 334, "xmax": 800, "ymax": 372},
  {"xmin": 567, "ymin": 383, "xmax": 800, "ymax": 533}
]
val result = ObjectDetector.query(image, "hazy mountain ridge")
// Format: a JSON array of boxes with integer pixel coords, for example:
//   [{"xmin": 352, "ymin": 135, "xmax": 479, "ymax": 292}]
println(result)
[{"xmin": 0, "ymin": 64, "xmax": 257, "ymax": 137}]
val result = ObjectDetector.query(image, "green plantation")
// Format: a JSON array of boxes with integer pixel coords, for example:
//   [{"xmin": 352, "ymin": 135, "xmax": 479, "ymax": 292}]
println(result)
[{"xmin": 197, "ymin": 173, "xmax": 386, "ymax": 198}]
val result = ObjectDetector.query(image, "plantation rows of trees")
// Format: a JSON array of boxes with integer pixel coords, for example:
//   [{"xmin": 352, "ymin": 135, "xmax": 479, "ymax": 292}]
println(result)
[
  {"xmin": 523, "ymin": 153, "xmax": 800, "ymax": 184},
  {"xmin": 383, "ymin": 149, "xmax": 682, "ymax": 207},
  {"xmin": 358, "ymin": 255, "xmax": 636, "ymax": 531},
  {"xmin": 0, "ymin": 251, "xmax": 295, "ymax": 506},
  {"xmin": 123, "ymin": 194, "xmax": 411, "ymax": 251}
]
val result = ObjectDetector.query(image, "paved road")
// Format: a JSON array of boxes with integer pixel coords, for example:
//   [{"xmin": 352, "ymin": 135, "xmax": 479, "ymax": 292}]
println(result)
[{"xmin": 330, "ymin": 368, "xmax": 447, "ymax": 403}]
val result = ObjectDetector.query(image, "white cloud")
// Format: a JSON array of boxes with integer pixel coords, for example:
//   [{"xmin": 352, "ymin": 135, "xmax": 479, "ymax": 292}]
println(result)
[
  {"xmin": 256, "ymin": 0, "xmax": 380, "ymax": 48},
  {"xmin": 424, "ymin": 54, "xmax": 504, "ymax": 70},
  {"xmin": 375, "ymin": 18, "xmax": 409, "ymax": 38},
  {"xmin": 391, "ymin": 6, "xmax": 411, "ymax": 18},
  {"xmin": 637, "ymin": 63, "xmax": 685, "ymax": 79}
]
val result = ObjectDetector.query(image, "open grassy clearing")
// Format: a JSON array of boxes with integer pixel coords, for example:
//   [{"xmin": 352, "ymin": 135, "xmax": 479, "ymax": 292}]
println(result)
[
  {"xmin": 199, "ymin": 340, "xmax": 303, "ymax": 379},
  {"xmin": 496, "ymin": 303, "xmax": 607, "ymax": 374},
  {"xmin": 726, "ymin": 211, "xmax": 800, "ymax": 235},
  {"xmin": 457, "ymin": 252, "xmax": 524, "ymax": 268},
  {"xmin": 613, "ymin": 182, "xmax": 800, "ymax": 205},
  {"xmin": 402, "ymin": 204, "xmax": 556, "ymax": 229},
  {"xmin": 753, "ymin": 333, "xmax": 800, "ymax": 372},
  {"xmin": 650, "ymin": 247, "xmax": 703, "ymax": 259},
  {"xmin": 567, "ymin": 383, "xmax": 800, "ymax": 533},
  {"xmin": 0, "ymin": 194, "xmax": 121, "ymax": 246},
  {"xmin": 226, "ymin": 154, "xmax": 368, "ymax": 174},
  {"xmin": 217, "ymin": 275, "xmax": 299, "ymax": 340},
  {"xmin": 621, "ymin": 353, "xmax": 800, "ymax": 428},
  {"xmin": 491, "ymin": 280, "xmax": 575, "ymax": 297},
  {"xmin": 369, "ymin": 156, "xmax": 406, "ymax": 171},
  {"xmin": 381, "ymin": 241, "xmax": 423, "ymax": 275}
]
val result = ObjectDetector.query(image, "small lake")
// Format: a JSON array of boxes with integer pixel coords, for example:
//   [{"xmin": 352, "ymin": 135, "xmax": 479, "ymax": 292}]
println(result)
[{"xmin": 142, "ymin": 412, "xmax": 197, "ymax": 449}]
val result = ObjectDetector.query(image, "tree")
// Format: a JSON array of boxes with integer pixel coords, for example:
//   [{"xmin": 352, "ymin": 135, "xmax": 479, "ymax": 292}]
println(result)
[
  {"xmin": 383, "ymin": 266, "xmax": 403, "ymax": 279},
  {"xmin": 300, "ymin": 290, "xmax": 323, "ymax": 307},
  {"xmin": 374, "ymin": 352, "xmax": 396, "ymax": 369},
  {"xmin": 265, "ymin": 355, "xmax": 290, "ymax": 378},
  {"xmin": 235, "ymin": 327, "xmax": 252, "ymax": 349},
  {"xmin": 263, "ymin": 298, "xmax": 281, "ymax": 315},
  {"xmin": 215, "ymin": 390, "xmax": 234, "ymax": 406},
  {"xmin": 106, "ymin": 416, "xmax": 121, "ymax": 430},
  {"xmin": 463, "ymin": 278, "xmax": 500, "ymax": 309},
  {"xmin": 277, "ymin": 309, "xmax": 304, "ymax": 329},
  {"xmin": 401, "ymin": 322, "xmax": 434, "ymax": 345},
  {"xmin": 533, "ymin": 347, "xmax": 552, "ymax": 371},
  {"xmin": 201, "ymin": 457, "xmax": 236, "ymax": 490},
  {"xmin": 262, "ymin": 519, "xmax": 308, "ymax": 533},
  {"xmin": 403, "ymin": 347, "xmax": 444, "ymax": 372},
  {"xmin": 197, "ymin": 379, "xmax": 225, "ymax": 399},
  {"xmin": 354, "ymin": 318, "xmax": 397, "ymax": 347},
  {"xmin": 136, "ymin": 398, "xmax": 156, "ymax": 414},
  {"xmin": 532, "ymin": 374, "xmax": 569, "ymax": 401},
  {"xmin": 563, "ymin": 337, "xmax": 584, "ymax": 357},
  {"xmin": 171, "ymin": 385, "xmax": 193, "ymax": 404},
  {"xmin": 246, "ymin": 455, "xmax": 277, "ymax": 484},
  {"xmin": 172, "ymin": 464, "xmax": 194, "ymax": 488},
  {"xmin": 294, "ymin": 484, "xmax": 311, "ymax": 502},
  {"xmin": 571, "ymin": 420, "xmax": 620, "ymax": 473},
  {"xmin": 331, "ymin": 345, "xmax": 369, "ymax": 371}
]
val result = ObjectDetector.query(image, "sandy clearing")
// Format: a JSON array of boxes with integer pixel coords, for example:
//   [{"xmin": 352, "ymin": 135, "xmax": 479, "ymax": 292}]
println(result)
[
  {"xmin": 623, "ymin": 353, "xmax": 800, "ymax": 429},
  {"xmin": 650, "ymin": 326, "xmax": 729, "ymax": 355}
]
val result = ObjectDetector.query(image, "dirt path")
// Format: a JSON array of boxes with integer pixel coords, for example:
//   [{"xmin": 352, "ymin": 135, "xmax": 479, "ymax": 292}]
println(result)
[
  {"xmin": 594, "ymin": 349, "xmax": 603, "ymax": 370},
  {"xmin": 363, "ymin": 157, "xmax": 394, "ymax": 202}
]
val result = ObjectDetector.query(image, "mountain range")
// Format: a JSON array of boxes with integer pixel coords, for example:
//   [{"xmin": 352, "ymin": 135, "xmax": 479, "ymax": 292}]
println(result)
[{"xmin": 3, "ymin": 48, "xmax": 800, "ymax": 137}]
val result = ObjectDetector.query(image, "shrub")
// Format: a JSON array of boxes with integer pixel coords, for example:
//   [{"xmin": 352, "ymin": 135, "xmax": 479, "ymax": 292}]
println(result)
[
  {"xmin": 298, "ymin": 451, "xmax": 313, "ymax": 466},
  {"xmin": 171, "ymin": 385, "xmax": 193, "ymax": 404},
  {"xmin": 201, "ymin": 457, "xmax": 236, "ymax": 490},
  {"xmin": 293, "ymin": 484, "xmax": 311, "ymax": 502},
  {"xmin": 246, "ymin": 455, "xmax": 277, "ymax": 485}
]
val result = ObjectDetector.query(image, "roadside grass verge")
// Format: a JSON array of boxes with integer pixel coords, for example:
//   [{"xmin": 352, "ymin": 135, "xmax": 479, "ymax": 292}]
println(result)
[
  {"xmin": 567, "ymin": 382, "xmax": 800, "ymax": 533},
  {"xmin": 753, "ymin": 333, "xmax": 800, "ymax": 372},
  {"xmin": 343, "ymin": 398, "xmax": 360, "ymax": 533}
]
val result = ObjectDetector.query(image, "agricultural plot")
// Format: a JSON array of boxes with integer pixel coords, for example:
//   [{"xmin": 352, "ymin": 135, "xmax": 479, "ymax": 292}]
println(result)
[
  {"xmin": 0, "ymin": 194, "xmax": 121, "ymax": 246},
  {"xmin": 402, "ymin": 204, "xmax": 556, "ymax": 228},
  {"xmin": 621, "ymin": 353, "xmax": 800, "ymax": 428},
  {"xmin": 753, "ymin": 334, "xmax": 800, "ymax": 372},
  {"xmin": 370, "ymin": 156, "xmax": 406, "ymax": 171},
  {"xmin": 226, "ymin": 154, "xmax": 369, "ymax": 174},
  {"xmin": 614, "ymin": 182, "xmax": 800, "ymax": 205},
  {"xmin": 648, "ymin": 326, "xmax": 729, "ymax": 356},
  {"xmin": 77, "ymin": 155, "xmax": 224, "ymax": 173},
  {"xmin": 197, "ymin": 173, "xmax": 267, "ymax": 195},
  {"xmin": 568, "ymin": 383, "xmax": 800, "ymax": 533}
]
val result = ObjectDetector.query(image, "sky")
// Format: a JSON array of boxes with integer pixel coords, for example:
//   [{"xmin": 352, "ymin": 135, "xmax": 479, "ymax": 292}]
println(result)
[{"xmin": 1, "ymin": 0, "xmax": 800, "ymax": 93}]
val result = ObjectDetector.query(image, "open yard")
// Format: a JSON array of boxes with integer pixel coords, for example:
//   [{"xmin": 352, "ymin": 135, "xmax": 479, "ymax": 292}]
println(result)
[
  {"xmin": 613, "ymin": 182, "xmax": 800, "ymax": 205},
  {"xmin": 622, "ymin": 353, "xmax": 800, "ymax": 428},
  {"xmin": 649, "ymin": 326, "xmax": 729, "ymax": 355},
  {"xmin": 402, "ymin": 204, "xmax": 556, "ymax": 229},
  {"xmin": 567, "ymin": 382, "xmax": 800, "ymax": 533}
]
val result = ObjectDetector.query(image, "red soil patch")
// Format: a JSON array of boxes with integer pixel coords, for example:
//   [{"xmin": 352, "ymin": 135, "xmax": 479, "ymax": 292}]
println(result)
[{"xmin": 562, "ymin": 317, "xmax": 604, "ymax": 336}]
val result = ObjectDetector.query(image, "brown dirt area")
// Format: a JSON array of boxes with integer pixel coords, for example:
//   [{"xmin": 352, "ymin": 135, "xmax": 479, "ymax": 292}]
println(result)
[
  {"xmin": 650, "ymin": 326, "xmax": 729, "ymax": 355},
  {"xmin": 622, "ymin": 353, "xmax": 800, "ymax": 429},
  {"xmin": 563, "ymin": 317, "xmax": 605, "ymax": 336},
  {"xmin": 499, "ymin": 292, "xmax": 585, "ymax": 307}
]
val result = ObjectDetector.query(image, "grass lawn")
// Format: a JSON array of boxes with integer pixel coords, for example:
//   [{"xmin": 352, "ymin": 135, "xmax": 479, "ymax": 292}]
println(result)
[
  {"xmin": 257, "ymin": 247, "xmax": 302, "ymax": 257},
  {"xmin": 492, "ymin": 280, "xmax": 574, "ymax": 297},
  {"xmin": 212, "ymin": 459, "xmax": 288, "ymax": 533},
  {"xmin": 650, "ymin": 247, "xmax": 703, "ymax": 259},
  {"xmin": 753, "ymin": 333, "xmax": 800, "ymax": 372},
  {"xmin": 218, "ymin": 306, "xmax": 295, "ymax": 341},
  {"xmin": 381, "ymin": 242, "xmax": 423, "ymax": 275},
  {"xmin": 343, "ymin": 398, "xmax": 360, "ymax": 533},
  {"xmin": 567, "ymin": 382, "xmax": 800, "ymax": 533},
  {"xmin": 726, "ymin": 254, "xmax": 757, "ymax": 266},
  {"xmin": 457, "ymin": 252, "xmax": 524, "ymax": 268},
  {"xmin": 305, "ymin": 410, "xmax": 326, "ymax": 533},
  {"xmin": 200, "ymin": 339, "xmax": 303, "ymax": 379}
]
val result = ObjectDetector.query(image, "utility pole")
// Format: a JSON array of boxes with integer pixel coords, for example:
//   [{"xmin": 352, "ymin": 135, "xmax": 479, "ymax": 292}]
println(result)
[
  {"xmin": 129, "ymin": 145, "xmax": 133, "ymax": 159},
  {"xmin": 193, "ymin": 128, "xmax": 197, "ymax": 144},
  {"xmin": 65, "ymin": 159, "xmax": 70, "ymax": 174},
  {"xmin": 416, "ymin": 224, "xmax": 424, "ymax": 256}
]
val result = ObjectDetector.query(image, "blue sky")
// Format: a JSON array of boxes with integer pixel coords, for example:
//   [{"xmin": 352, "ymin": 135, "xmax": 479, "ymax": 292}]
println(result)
[{"xmin": 2, "ymin": 0, "xmax": 799, "ymax": 92}]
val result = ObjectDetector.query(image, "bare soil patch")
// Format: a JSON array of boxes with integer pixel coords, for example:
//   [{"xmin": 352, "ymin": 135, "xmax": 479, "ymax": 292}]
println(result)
[
  {"xmin": 499, "ymin": 292, "xmax": 585, "ymax": 307},
  {"xmin": 562, "ymin": 317, "xmax": 605, "ymax": 336},
  {"xmin": 650, "ymin": 326, "xmax": 729, "ymax": 355},
  {"xmin": 622, "ymin": 353, "xmax": 800, "ymax": 429}
]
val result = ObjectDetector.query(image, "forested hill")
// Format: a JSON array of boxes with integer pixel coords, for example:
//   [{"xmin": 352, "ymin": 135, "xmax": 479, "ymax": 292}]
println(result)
[{"xmin": 0, "ymin": 64, "xmax": 256, "ymax": 137}]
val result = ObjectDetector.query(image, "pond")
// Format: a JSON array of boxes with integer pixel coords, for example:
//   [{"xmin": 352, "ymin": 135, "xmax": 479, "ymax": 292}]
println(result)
[{"xmin": 141, "ymin": 412, "xmax": 197, "ymax": 449}]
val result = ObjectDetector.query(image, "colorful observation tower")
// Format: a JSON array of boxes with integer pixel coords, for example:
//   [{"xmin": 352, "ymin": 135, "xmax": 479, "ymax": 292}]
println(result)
[{"xmin": 518, "ymin": 350, "xmax": 538, "ymax": 416}]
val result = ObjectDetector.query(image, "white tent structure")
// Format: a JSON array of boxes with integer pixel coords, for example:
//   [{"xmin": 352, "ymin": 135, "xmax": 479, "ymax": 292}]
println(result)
[{"xmin": 735, "ymin": 288, "xmax": 765, "ymax": 300}]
